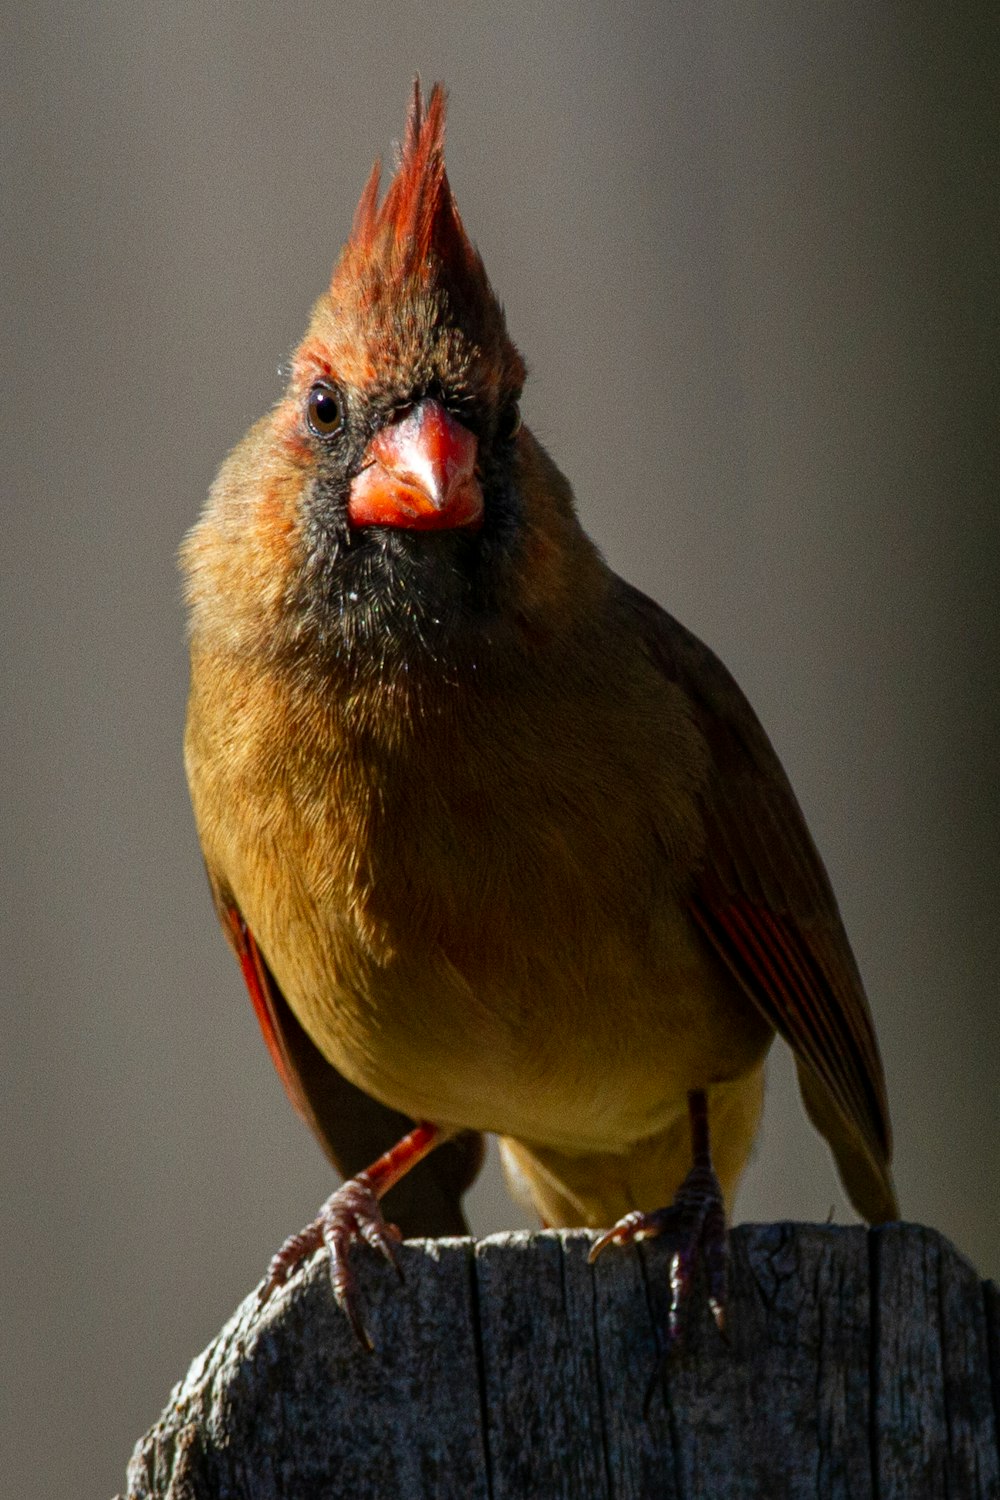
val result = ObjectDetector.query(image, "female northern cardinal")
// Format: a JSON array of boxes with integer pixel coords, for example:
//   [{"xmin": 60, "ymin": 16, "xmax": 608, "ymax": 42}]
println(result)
[{"xmin": 183, "ymin": 83, "xmax": 896, "ymax": 1346}]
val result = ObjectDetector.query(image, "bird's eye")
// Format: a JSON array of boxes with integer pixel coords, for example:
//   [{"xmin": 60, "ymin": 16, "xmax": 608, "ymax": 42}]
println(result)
[
  {"xmin": 306, "ymin": 383, "xmax": 343, "ymax": 437},
  {"xmin": 498, "ymin": 402, "xmax": 522, "ymax": 441}
]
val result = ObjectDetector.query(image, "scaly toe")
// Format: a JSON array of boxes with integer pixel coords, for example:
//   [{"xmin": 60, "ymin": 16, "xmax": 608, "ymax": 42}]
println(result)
[
  {"xmin": 588, "ymin": 1206, "xmax": 678, "ymax": 1264},
  {"xmin": 260, "ymin": 1221, "xmax": 326, "ymax": 1302},
  {"xmin": 665, "ymin": 1172, "xmax": 728, "ymax": 1345}
]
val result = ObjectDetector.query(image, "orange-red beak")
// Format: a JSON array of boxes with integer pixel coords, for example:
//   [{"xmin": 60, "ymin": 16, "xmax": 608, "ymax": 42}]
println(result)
[{"xmin": 347, "ymin": 399, "xmax": 484, "ymax": 531}]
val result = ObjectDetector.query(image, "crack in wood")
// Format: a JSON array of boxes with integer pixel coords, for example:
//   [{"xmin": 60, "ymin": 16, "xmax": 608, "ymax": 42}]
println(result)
[{"xmin": 121, "ymin": 1224, "xmax": 998, "ymax": 1500}]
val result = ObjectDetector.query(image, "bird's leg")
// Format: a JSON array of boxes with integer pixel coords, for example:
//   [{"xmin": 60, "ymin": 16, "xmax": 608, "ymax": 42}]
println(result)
[
  {"xmin": 588, "ymin": 1089, "xmax": 727, "ymax": 1342},
  {"xmin": 262, "ymin": 1120, "xmax": 447, "ymax": 1350}
]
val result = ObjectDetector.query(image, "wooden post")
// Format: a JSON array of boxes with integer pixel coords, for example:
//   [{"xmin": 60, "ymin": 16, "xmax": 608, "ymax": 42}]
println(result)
[{"xmin": 121, "ymin": 1223, "xmax": 999, "ymax": 1499}]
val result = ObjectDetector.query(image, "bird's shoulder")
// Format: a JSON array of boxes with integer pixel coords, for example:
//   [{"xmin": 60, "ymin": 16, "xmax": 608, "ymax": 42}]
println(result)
[{"xmin": 608, "ymin": 575, "xmax": 837, "ymax": 918}]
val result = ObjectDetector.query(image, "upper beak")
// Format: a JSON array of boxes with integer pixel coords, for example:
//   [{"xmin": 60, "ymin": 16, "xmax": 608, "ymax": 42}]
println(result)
[{"xmin": 347, "ymin": 398, "xmax": 484, "ymax": 531}]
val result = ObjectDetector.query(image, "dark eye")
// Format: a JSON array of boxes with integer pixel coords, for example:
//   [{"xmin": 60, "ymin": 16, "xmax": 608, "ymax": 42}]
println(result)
[
  {"xmin": 498, "ymin": 402, "xmax": 522, "ymax": 441},
  {"xmin": 306, "ymin": 382, "xmax": 343, "ymax": 437}
]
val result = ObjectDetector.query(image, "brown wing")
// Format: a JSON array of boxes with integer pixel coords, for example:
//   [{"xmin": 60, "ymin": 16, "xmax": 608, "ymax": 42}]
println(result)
[
  {"xmin": 620, "ymin": 581, "xmax": 897, "ymax": 1224},
  {"xmin": 208, "ymin": 873, "xmax": 484, "ymax": 1238}
]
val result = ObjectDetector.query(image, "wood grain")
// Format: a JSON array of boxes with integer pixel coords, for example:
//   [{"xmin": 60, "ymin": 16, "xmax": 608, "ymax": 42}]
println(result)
[{"xmin": 121, "ymin": 1224, "xmax": 999, "ymax": 1499}]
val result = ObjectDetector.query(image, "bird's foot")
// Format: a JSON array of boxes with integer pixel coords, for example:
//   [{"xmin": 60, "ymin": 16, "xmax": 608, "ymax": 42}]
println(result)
[
  {"xmin": 260, "ymin": 1173, "xmax": 403, "ymax": 1351},
  {"xmin": 588, "ymin": 1158, "xmax": 728, "ymax": 1344}
]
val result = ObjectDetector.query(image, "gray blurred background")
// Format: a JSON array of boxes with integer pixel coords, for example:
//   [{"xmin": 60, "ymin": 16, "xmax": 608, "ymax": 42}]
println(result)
[{"xmin": 5, "ymin": 4, "xmax": 998, "ymax": 1496}]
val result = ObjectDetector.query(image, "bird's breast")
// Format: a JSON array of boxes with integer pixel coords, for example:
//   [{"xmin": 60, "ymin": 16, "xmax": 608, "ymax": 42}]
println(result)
[{"xmin": 186, "ymin": 649, "xmax": 771, "ymax": 1153}]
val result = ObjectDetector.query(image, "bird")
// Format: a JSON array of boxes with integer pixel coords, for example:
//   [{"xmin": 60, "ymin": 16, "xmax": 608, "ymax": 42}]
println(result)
[{"xmin": 182, "ymin": 82, "xmax": 897, "ymax": 1348}]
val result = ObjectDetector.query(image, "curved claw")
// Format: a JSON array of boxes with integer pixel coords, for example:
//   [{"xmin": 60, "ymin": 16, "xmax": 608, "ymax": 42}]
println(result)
[
  {"xmin": 588, "ymin": 1208, "xmax": 671, "ymax": 1263},
  {"xmin": 358, "ymin": 1213, "xmax": 405, "ymax": 1281}
]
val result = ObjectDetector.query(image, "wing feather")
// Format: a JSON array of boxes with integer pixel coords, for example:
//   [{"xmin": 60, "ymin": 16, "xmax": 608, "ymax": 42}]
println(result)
[{"xmin": 620, "ymin": 581, "xmax": 897, "ymax": 1223}]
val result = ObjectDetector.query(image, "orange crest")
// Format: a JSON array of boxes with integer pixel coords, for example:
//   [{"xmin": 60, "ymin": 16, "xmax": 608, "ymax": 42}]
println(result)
[{"xmin": 331, "ymin": 82, "xmax": 487, "ymax": 307}]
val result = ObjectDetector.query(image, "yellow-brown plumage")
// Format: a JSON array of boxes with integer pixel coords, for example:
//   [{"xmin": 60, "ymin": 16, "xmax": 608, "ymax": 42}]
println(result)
[{"xmin": 183, "ymin": 85, "xmax": 896, "ymax": 1299}]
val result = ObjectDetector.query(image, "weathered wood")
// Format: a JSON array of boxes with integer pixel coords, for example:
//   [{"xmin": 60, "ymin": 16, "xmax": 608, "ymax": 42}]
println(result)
[
  {"xmin": 872, "ymin": 1224, "xmax": 999, "ymax": 1497},
  {"xmin": 121, "ymin": 1224, "xmax": 999, "ymax": 1500}
]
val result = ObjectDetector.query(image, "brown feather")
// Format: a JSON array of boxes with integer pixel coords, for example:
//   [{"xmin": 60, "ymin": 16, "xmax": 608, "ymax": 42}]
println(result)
[
  {"xmin": 209, "ymin": 873, "xmax": 483, "ymax": 1236},
  {"xmin": 617, "ymin": 581, "xmax": 897, "ymax": 1222}
]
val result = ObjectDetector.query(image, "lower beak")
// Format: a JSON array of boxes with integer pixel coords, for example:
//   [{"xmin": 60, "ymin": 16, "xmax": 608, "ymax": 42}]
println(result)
[{"xmin": 347, "ymin": 399, "xmax": 484, "ymax": 531}]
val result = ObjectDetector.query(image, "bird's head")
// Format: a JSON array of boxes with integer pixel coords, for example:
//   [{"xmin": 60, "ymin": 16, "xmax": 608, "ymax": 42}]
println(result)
[{"xmin": 185, "ymin": 83, "xmax": 599, "ymax": 682}]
